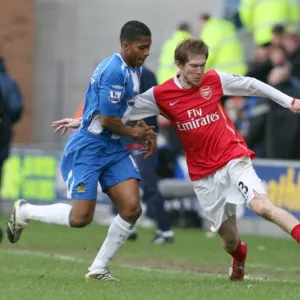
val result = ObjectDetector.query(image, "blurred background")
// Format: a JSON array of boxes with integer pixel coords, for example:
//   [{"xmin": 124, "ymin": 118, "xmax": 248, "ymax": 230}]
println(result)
[{"xmin": 1, "ymin": 0, "xmax": 300, "ymax": 237}]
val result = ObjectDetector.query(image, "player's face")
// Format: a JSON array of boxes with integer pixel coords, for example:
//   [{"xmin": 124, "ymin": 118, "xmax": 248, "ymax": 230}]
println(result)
[
  {"xmin": 178, "ymin": 54, "xmax": 206, "ymax": 87},
  {"xmin": 122, "ymin": 37, "xmax": 152, "ymax": 67}
]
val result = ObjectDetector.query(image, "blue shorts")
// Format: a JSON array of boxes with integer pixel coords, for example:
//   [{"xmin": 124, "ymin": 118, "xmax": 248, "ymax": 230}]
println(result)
[{"xmin": 60, "ymin": 129, "xmax": 141, "ymax": 200}]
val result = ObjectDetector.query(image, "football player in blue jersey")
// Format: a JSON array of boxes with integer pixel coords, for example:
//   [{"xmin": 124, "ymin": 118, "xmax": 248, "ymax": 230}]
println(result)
[{"xmin": 6, "ymin": 20, "xmax": 155, "ymax": 281}]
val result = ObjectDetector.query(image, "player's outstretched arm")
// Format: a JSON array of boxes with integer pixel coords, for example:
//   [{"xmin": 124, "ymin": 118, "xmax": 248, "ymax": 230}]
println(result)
[
  {"xmin": 51, "ymin": 118, "xmax": 81, "ymax": 135},
  {"xmin": 217, "ymin": 71, "xmax": 299, "ymax": 110}
]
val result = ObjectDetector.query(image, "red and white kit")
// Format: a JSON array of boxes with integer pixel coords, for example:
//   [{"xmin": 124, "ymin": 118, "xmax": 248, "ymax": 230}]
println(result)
[{"xmin": 129, "ymin": 70, "xmax": 295, "ymax": 231}]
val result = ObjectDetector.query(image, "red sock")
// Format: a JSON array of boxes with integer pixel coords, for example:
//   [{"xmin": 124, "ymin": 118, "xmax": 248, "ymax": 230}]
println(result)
[
  {"xmin": 291, "ymin": 224, "xmax": 300, "ymax": 243},
  {"xmin": 229, "ymin": 239, "xmax": 247, "ymax": 262}
]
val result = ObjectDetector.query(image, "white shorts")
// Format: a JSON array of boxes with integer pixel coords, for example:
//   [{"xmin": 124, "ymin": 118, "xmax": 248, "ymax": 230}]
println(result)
[{"xmin": 192, "ymin": 157, "xmax": 266, "ymax": 232}]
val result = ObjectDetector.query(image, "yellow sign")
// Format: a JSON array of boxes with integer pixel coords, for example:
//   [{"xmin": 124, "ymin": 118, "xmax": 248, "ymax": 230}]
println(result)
[
  {"xmin": 1, "ymin": 154, "xmax": 57, "ymax": 201},
  {"xmin": 268, "ymin": 168, "xmax": 300, "ymax": 211}
]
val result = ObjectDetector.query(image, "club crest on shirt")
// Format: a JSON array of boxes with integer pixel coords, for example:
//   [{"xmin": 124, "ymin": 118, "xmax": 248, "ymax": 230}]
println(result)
[
  {"xmin": 77, "ymin": 183, "xmax": 86, "ymax": 193},
  {"xmin": 199, "ymin": 86, "xmax": 212, "ymax": 100}
]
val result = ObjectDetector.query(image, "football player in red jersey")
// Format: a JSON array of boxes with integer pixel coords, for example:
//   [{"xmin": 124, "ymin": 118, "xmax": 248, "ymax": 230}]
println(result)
[{"xmin": 53, "ymin": 38, "xmax": 300, "ymax": 281}]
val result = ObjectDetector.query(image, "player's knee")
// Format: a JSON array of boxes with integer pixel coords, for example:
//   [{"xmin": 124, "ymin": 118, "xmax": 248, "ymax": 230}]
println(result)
[
  {"xmin": 250, "ymin": 195, "xmax": 274, "ymax": 221},
  {"xmin": 120, "ymin": 202, "xmax": 142, "ymax": 223},
  {"xmin": 69, "ymin": 212, "xmax": 93, "ymax": 228}
]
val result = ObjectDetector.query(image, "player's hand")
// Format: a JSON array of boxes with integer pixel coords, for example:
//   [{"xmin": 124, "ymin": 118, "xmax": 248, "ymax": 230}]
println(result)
[
  {"xmin": 51, "ymin": 118, "xmax": 81, "ymax": 135},
  {"xmin": 132, "ymin": 121, "xmax": 157, "ymax": 142},
  {"xmin": 141, "ymin": 135, "xmax": 157, "ymax": 158},
  {"xmin": 290, "ymin": 99, "xmax": 300, "ymax": 113}
]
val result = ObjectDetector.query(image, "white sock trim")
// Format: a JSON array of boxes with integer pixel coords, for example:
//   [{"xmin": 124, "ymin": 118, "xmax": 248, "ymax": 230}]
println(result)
[{"xmin": 114, "ymin": 214, "xmax": 134, "ymax": 233}]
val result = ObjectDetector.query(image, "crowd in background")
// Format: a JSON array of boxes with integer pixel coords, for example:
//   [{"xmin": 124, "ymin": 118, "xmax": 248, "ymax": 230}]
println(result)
[{"xmin": 228, "ymin": 27, "xmax": 300, "ymax": 160}]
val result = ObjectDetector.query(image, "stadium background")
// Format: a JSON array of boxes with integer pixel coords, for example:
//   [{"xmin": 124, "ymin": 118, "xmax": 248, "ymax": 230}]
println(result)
[
  {"xmin": 0, "ymin": 0, "xmax": 300, "ymax": 238},
  {"xmin": 2, "ymin": 2, "xmax": 300, "ymax": 299}
]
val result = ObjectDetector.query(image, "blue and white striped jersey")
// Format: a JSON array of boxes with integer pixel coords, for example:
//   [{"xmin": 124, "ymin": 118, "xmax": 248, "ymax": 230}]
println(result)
[{"xmin": 81, "ymin": 53, "xmax": 141, "ymax": 140}]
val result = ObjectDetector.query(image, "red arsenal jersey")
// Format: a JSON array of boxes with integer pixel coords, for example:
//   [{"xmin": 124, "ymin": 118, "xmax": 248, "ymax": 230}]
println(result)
[{"xmin": 130, "ymin": 70, "xmax": 294, "ymax": 181}]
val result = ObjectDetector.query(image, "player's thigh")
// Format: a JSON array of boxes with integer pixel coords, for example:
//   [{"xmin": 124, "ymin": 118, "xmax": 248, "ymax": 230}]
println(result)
[
  {"xmin": 248, "ymin": 193, "xmax": 274, "ymax": 218},
  {"xmin": 228, "ymin": 157, "xmax": 266, "ymax": 204},
  {"xmin": 100, "ymin": 154, "xmax": 142, "ymax": 217},
  {"xmin": 61, "ymin": 156, "xmax": 99, "ymax": 201},
  {"xmin": 60, "ymin": 146, "xmax": 100, "ymax": 225},
  {"xmin": 193, "ymin": 174, "xmax": 234, "ymax": 232},
  {"xmin": 60, "ymin": 134, "xmax": 105, "ymax": 202},
  {"xmin": 65, "ymin": 166, "xmax": 98, "ymax": 226}
]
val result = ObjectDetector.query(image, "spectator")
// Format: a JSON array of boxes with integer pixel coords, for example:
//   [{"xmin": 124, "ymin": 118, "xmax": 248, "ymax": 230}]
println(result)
[
  {"xmin": 272, "ymin": 24, "xmax": 286, "ymax": 46},
  {"xmin": 282, "ymin": 32, "xmax": 300, "ymax": 79},
  {"xmin": 247, "ymin": 25, "xmax": 292, "ymax": 81},
  {"xmin": 0, "ymin": 57, "xmax": 23, "ymax": 191},
  {"xmin": 199, "ymin": 13, "xmax": 247, "ymax": 75},
  {"xmin": 247, "ymin": 45, "xmax": 290, "ymax": 83},
  {"xmin": 246, "ymin": 47, "xmax": 272, "ymax": 83},
  {"xmin": 245, "ymin": 65, "xmax": 300, "ymax": 160},
  {"xmin": 241, "ymin": 95, "xmax": 270, "ymax": 158},
  {"xmin": 265, "ymin": 66, "xmax": 300, "ymax": 159},
  {"xmin": 156, "ymin": 22, "xmax": 192, "ymax": 84},
  {"xmin": 239, "ymin": 0, "xmax": 299, "ymax": 47},
  {"xmin": 223, "ymin": 0, "xmax": 243, "ymax": 30},
  {"xmin": 269, "ymin": 45, "xmax": 290, "ymax": 67}
]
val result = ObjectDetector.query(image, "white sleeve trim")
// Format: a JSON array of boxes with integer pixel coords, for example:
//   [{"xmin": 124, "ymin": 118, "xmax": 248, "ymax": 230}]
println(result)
[
  {"xmin": 217, "ymin": 71, "xmax": 294, "ymax": 108},
  {"xmin": 128, "ymin": 87, "xmax": 160, "ymax": 121}
]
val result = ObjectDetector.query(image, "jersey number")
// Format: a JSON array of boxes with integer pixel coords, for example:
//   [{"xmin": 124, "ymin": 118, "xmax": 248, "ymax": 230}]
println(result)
[{"xmin": 238, "ymin": 181, "xmax": 249, "ymax": 199}]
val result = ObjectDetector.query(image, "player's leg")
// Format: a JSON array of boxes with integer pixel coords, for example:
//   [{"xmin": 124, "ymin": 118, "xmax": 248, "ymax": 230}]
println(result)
[
  {"xmin": 248, "ymin": 193, "xmax": 300, "ymax": 241},
  {"xmin": 6, "ymin": 136, "xmax": 99, "ymax": 243},
  {"xmin": 134, "ymin": 151, "xmax": 173, "ymax": 244},
  {"xmin": 193, "ymin": 167, "xmax": 247, "ymax": 281},
  {"xmin": 218, "ymin": 213, "xmax": 239, "ymax": 253},
  {"xmin": 7, "ymin": 198, "xmax": 96, "ymax": 243},
  {"xmin": 86, "ymin": 155, "xmax": 141, "ymax": 281},
  {"xmin": 217, "ymin": 209, "xmax": 247, "ymax": 281},
  {"xmin": 228, "ymin": 157, "xmax": 300, "ymax": 243}
]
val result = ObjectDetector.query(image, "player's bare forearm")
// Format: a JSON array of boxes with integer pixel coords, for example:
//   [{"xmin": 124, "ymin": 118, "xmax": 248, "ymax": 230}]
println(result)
[{"xmin": 100, "ymin": 115, "xmax": 136, "ymax": 137}]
